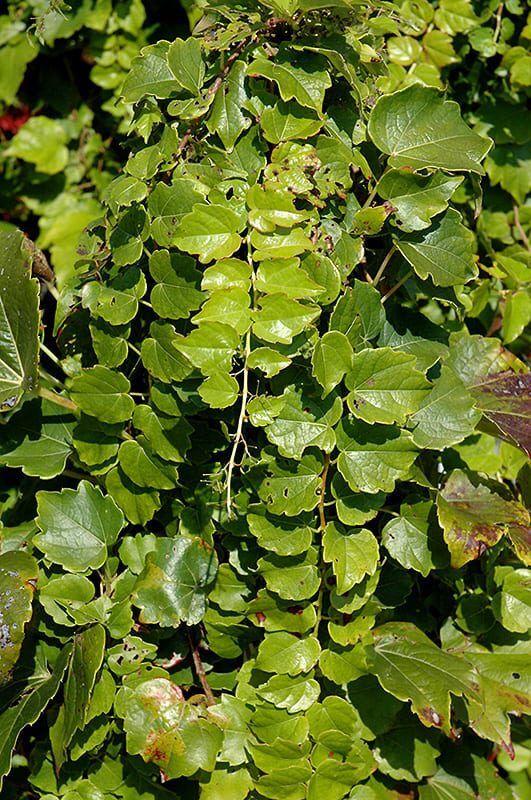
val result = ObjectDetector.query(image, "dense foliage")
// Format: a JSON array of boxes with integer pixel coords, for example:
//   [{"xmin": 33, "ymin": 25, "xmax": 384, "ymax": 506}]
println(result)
[{"xmin": 0, "ymin": 1, "xmax": 530, "ymax": 798}]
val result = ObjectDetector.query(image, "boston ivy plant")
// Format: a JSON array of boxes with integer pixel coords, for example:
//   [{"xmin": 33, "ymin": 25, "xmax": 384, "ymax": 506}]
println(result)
[{"xmin": 0, "ymin": 1, "xmax": 530, "ymax": 799}]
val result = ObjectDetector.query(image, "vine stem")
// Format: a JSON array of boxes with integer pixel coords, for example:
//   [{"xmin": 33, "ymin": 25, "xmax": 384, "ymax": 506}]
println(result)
[
  {"xmin": 39, "ymin": 341, "xmax": 62, "ymax": 368},
  {"xmin": 313, "ymin": 452, "xmax": 331, "ymax": 636},
  {"xmin": 373, "ymin": 245, "xmax": 396, "ymax": 287},
  {"xmin": 38, "ymin": 385, "xmax": 77, "ymax": 412},
  {"xmin": 226, "ymin": 329, "xmax": 251, "ymax": 518},
  {"xmin": 513, "ymin": 204, "xmax": 530, "ymax": 252},
  {"xmin": 226, "ymin": 234, "xmax": 255, "ymax": 517},
  {"xmin": 382, "ymin": 269, "xmax": 413, "ymax": 303},
  {"xmin": 187, "ymin": 630, "xmax": 216, "ymax": 706}
]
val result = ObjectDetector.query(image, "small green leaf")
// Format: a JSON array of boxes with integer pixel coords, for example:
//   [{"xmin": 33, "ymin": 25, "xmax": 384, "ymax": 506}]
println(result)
[
  {"xmin": 149, "ymin": 250, "xmax": 204, "ymax": 320},
  {"xmin": 255, "ymin": 632, "xmax": 321, "ymax": 676},
  {"xmin": 382, "ymin": 499, "xmax": 448, "ymax": 576},
  {"xmin": 121, "ymin": 42, "xmax": 176, "ymax": 102},
  {"xmin": 174, "ymin": 322, "xmax": 239, "ymax": 375},
  {"xmin": 377, "ymin": 170, "xmax": 463, "ymax": 231},
  {"xmin": 312, "ymin": 332, "xmax": 353, "ymax": 396},
  {"xmin": 323, "ymin": 523, "xmax": 379, "ymax": 594},
  {"xmin": 5, "ymin": 117, "xmax": 69, "ymax": 174},
  {"xmin": 119, "ymin": 437, "xmax": 178, "ymax": 490},
  {"xmin": 207, "ymin": 60, "xmax": 250, "ymax": 149},
  {"xmin": 70, "ymin": 366, "xmax": 134, "ymax": 424},
  {"xmin": 260, "ymin": 100, "xmax": 323, "ymax": 143},
  {"xmin": 248, "ymin": 52, "xmax": 331, "ymax": 111},
  {"xmin": 253, "ymin": 295, "xmax": 320, "ymax": 344},
  {"xmin": 410, "ymin": 367, "xmax": 481, "ymax": 450}
]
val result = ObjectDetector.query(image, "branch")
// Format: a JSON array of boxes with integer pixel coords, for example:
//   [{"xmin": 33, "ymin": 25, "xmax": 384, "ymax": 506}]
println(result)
[
  {"xmin": 513, "ymin": 204, "xmax": 530, "ymax": 253},
  {"xmin": 187, "ymin": 629, "xmax": 216, "ymax": 706},
  {"xmin": 313, "ymin": 452, "xmax": 331, "ymax": 636},
  {"xmin": 373, "ymin": 245, "xmax": 396, "ymax": 287},
  {"xmin": 226, "ymin": 329, "xmax": 251, "ymax": 517}
]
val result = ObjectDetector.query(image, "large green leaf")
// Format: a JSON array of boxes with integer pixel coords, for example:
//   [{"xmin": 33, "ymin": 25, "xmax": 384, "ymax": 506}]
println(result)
[
  {"xmin": 323, "ymin": 523, "xmax": 379, "ymax": 594},
  {"xmin": 336, "ymin": 417, "xmax": 418, "ymax": 494},
  {"xmin": 368, "ymin": 622, "xmax": 477, "ymax": 734},
  {"xmin": 377, "ymin": 170, "xmax": 463, "ymax": 231},
  {"xmin": 368, "ymin": 85, "xmax": 491, "ymax": 173},
  {"xmin": 174, "ymin": 204, "xmax": 244, "ymax": 263},
  {"xmin": 0, "ymin": 230, "xmax": 39, "ymax": 411},
  {"xmin": 133, "ymin": 536, "xmax": 218, "ymax": 625},
  {"xmin": 0, "ymin": 645, "xmax": 71, "ymax": 789},
  {"xmin": 35, "ymin": 481, "xmax": 125, "ymax": 572},
  {"xmin": 0, "ymin": 551, "xmax": 38, "ymax": 684},
  {"xmin": 395, "ymin": 210, "xmax": 478, "ymax": 287},
  {"xmin": 346, "ymin": 348, "xmax": 429, "ymax": 425}
]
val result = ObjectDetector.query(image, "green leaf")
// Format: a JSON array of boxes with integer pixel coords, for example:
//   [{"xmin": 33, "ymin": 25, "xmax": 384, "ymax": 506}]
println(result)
[
  {"xmin": 0, "ymin": 399, "xmax": 74, "ymax": 478},
  {"xmin": 133, "ymin": 536, "xmax": 218, "ymax": 625},
  {"xmin": 257, "ymin": 673, "xmax": 320, "ymax": 713},
  {"xmin": 255, "ymin": 632, "xmax": 321, "ymax": 675},
  {"xmin": 93, "ymin": 267, "xmax": 147, "ymax": 326},
  {"xmin": 199, "ymin": 371, "xmax": 240, "ymax": 409},
  {"xmin": 436, "ymin": 470, "xmax": 529, "ymax": 568},
  {"xmin": 193, "ymin": 288, "xmax": 251, "ymax": 336},
  {"xmin": 0, "ymin": 645, "xmax": 71, "ymax": 790},
  {"xmin": 260, "ymin": 100, "xmax": 323, "ymax": 143},
  {"xmin": 133, "ymin": 404, "xmax": 191, "ymax": 463},
  {"xmin": 141, "ymin": 321, "xmax": 194, "ymax": 383},
  {"xmin": 0, "ymin": 231, "xmax": 39, "ymax": 411},
  {"xmin": 323, "ymin": 523, "xmax": 379, "ymax": 594},
  {"xmin": 70, "ymin": 366, "xmax": 134, "ymax": 424},
  {"xmin": 259, "ymin": 451, "xmax": 322, "ymax": 516},
  {"xmin": 493, "ymin": 569, "xmax": 531, "ymax": 634},
  {"xmin": 259, "ymin": 548, "xmax": 320, "ymax": 601},
  {"xmin": 121, "ymin": 42, "xmax": 176, "ymax": 102},
  {"xmin": 253, "ymin": 295, "xmax": 320, "ymax": 344},
  {"xmin": 336, "ymin": 417, "xmax": 418, "ymax": 494},
  {"xmin": 149, "ymin": 250, "xmax": 204, "ymax": 320},
  {"xmin": 368, "ymin": 622, "xmax": 477, "ymax": 734},
  {"xmin": 5, "ymin": 116, "xmax": 69, "ymax": 174},
  {"xmin": 248, "ymin": 512, "xmax": 312, "ymax": 556},
  {"xmin": 207, "ymin": 60, "xmax": 250, "ymax": 149},
  {"xmin": 174, "ymin": 204, "xmax": 244, "ymax": 263},
  {"xmin": 248, "ymin": 52, "xmax": 331, "ymax": 111},
  {"xmin": 168, "ymin": 37, "xmax": 205, "ymax": 95},
  {"xmin": 395, "ymin": 209, "xmax": 478, "ymax": 287},
  {"xmin": 382, "ymin": 499, "xmax": 447, "ymax": 577},
  {"xmin": 119, "ymin": 438, "xmax": 178, "ymax": 490},
  {"xmin": 264, "ymin": 387, "xmax": 342, "ymax": 458},
  {"xmin": 59, "ymin": 625, "xmax": 106, "ymax": 756},
  {"xmin": 248, "ymin": 187, "xmax": 313, "ymax": 233},
  {"xmin": 109, "ymin": 206, "xmax": 149, "ymax": 267},
  {"xmin": 368, "ymin": 85, "xmax": 491, "ymax": 173},
  {"xmin": 0, "ymin": 551, "xmax": 38, "ymax": 684},
  {"xmin": 410, "ymin": 367, "xmax": 481, "ymax": 450},
  {"xmin": 35, "ymin": 481, "xmax": 124, "ymax": 572},
  {"xmin": 148, "ymin": 179, "xmax": 204, "ymax": 246},
  {"xmin": 377, "ymin": 170, "xmax": 463, "ymax": 231},
  {"xmin": 312, "ymin": 332, "xmax": 353, "ymax": 397},
  {"xmin": 174, "ymin": 322, "xmax": 239, "ymax": 375},
  {"xmin": 106, "ymin": 465, "xmax": 161, "ymax": 526},
  {"xmin": 346, "ymin": 348, "xmax": 429, "ymax": 425},
  {"xmin": 330, "ymin": 281, "xmax": 385, "ymax": 349}
]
